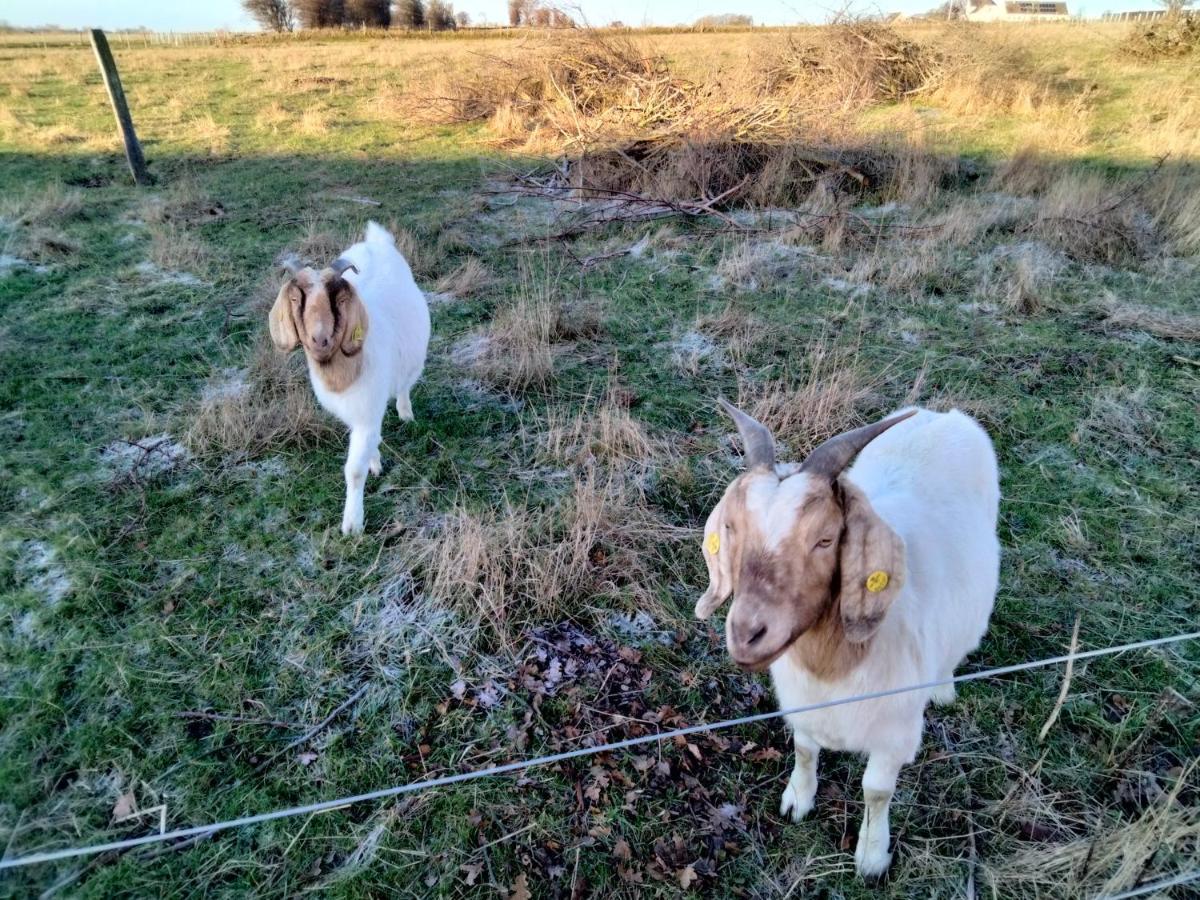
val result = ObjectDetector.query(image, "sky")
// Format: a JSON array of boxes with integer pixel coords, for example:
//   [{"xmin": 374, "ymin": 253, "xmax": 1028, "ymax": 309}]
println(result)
[{"xmin": 0, "ymin": 0, "xmax": 1163, "ymax": 30}]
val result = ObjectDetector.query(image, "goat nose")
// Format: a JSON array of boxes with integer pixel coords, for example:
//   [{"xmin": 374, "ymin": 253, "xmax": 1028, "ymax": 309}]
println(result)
[
  {"xmin": 316, "ymin": 336, "xmax": 331, "ymax": 349},
  {"xmin": 746, "ymin": 624, "xmax": 768, "ymax": 647}
]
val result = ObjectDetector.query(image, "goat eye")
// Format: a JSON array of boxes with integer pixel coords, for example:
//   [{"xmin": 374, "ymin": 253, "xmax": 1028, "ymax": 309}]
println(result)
[{"xmin": 815, "ymin": 537, "xmax": 833, "ymax": 549}]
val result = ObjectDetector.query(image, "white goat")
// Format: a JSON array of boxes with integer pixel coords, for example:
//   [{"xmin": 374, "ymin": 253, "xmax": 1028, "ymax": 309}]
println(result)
[
  {"xmin": 696, "ymin": 401, "xmax": 999, "ymax": 878},
  {"xmin": 269, "ymin": 221, "xmax": 430, "ymax": 535}
]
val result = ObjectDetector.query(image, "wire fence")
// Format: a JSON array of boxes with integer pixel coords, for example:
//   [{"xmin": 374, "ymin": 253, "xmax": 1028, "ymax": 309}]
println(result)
[{"xmin": 2, "ymin": 629, "xmax": 1197, "ymax": 882}]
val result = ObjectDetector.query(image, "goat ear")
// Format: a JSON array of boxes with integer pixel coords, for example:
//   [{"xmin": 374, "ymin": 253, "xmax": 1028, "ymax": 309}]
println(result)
[
  {"xmin": 268, "ymin": 280, "xmax": 300, "ymax": 352},
  {"xmin": 837, "ymin": 480, "xmax": 905, "ymax": 643},
  {"xmin": 695, "ymin": 491, "xmax": 738, "ymax": 619},
  {"xmin": 336, "ymin": 283, "xmax": 368, "ymax": 356}
]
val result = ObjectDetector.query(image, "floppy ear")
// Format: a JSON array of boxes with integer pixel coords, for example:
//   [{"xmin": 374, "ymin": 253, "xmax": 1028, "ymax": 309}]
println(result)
[
  {"xmin": 268, "ymin": 280, "xmax": 300, "ymax": 352},
  {"xmin": 335, "ymin": 281, "xmax": 368, "ymax": 357},
  {"xmin": 837, "ymin": 480, "xmax": 906, "ymax": 643},
  {"xmin": 695, "ymin": 489, "xmax": 740, "ymax": 619}
]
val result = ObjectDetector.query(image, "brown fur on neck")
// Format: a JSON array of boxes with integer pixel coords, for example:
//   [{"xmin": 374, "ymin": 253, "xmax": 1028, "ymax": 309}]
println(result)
[
  {"xmin": 309, "ymin": 347, "xmax": 365, "ymax": 393},
  {"xmin": 783, "ymin": 591, "xmax": 871, "ymax": 681}
]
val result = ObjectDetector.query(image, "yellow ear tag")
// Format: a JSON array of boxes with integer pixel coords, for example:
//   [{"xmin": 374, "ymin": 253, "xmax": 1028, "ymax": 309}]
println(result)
[
  {"xmin": 866, "ymin": 571, "xmax": 889, "ymax": 593},
  {"xmin": 351, "ymin": 324, "xmax": 364, "ymax": 343},
  {"xmin": 705, "ymin": 532, "xmax": 720, "ymax": 555}
]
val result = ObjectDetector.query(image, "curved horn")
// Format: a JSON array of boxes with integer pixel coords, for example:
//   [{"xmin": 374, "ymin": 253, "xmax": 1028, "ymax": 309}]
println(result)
[
  {"xmin": 799, "ymin": 409, "xmax": 918, "ymax": 480},
  {"xmin": 330, "ymin": 257, "xmax": 359, "ymax": 277},
  {"xmin": 718, "ymin": 397, "xmax": 776, "ymax": 471}
]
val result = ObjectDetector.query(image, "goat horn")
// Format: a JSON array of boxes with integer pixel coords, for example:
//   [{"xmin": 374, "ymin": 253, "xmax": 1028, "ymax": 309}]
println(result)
[
  {"xmin": 799, "ymin": 409, "xmax": 918, "ymax": 480},
  {"xmin": 717, "ymin": 396, "xmax": 776, "ymax": 471},
  {"xmin": 330, "ymin": 257, "xmax": 359, "ymax": 277}
]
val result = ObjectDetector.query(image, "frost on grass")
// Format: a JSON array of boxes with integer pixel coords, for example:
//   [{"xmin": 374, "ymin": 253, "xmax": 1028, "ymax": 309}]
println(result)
[
  {"xmin": 663, "ymin": 330, "xmax": 723, "ymax": 376},
  {"xmin": 200, "ymin": 368, "xmax": 249, "ymax": 403},
  {"xmin": 17, "ymin": 540, "xmax": 71, "ymax": 607},
  {"xmin": 711, "ymin": 239, "xmax": 813, "ymax": 292},
  {"xmin": 0, "ymin": 254, "xmax": 49, "ymax": 276},
  {"xmin": 133, "ymin": 261, "xmax": 206, "ymax": 287},
  {"xmin": 100, "ymin": 434, "xmax": 190, "ymax": 480},
  {"xmin": 607, "ymin": 609, "xmax": 674, "ymax": 646}
]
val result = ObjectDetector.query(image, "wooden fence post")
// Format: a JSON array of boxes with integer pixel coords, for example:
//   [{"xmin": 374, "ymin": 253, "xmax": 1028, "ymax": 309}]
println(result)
[{"xmin": 89, "ymin": 28, "xmax": 151, "ymax": 187}]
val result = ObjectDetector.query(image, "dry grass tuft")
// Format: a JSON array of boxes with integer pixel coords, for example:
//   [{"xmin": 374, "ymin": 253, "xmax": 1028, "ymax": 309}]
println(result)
[
  {"xmin": 695, "ymin": 304, "xmax": 766, "ymax": 367},
  {"xmin": 538, "ymin": 383, "xmax": 669, "ymax": 473},
  {"xmin": 434, "ymin": 256, "xmax": 491, "ymax": 297},
  {"xmin": 138, "ymin": 178, "xmax": 226, "ymax": 228},
  {"xmin": 1078, "ymin": 380, "xmax": 1160, "ymax": 455},
  {"xmin": 1029, "ymin": 173, "xmax": 1158, "ymax": 265},
  {"xmin": 468, "ymin": 263, "xmax": 591, "ymax": 393},
  {"xmin": 739, "ymin": 338, "xmax": 881, "ymax": 457},
  {"xmin": 1095, "ymin": 296, "xmax": 1200, "ymax": 341},
  {"xmin": 148, "ymin": 221, "xmax": 207, "ymax": 272},
  {"xmin": 983, "ymin": 766, "xmax": 1200, "ymax": 897},
  {"xmin": 1, "ymin": 182, "xmax": 83, "ymax": 227},
  {"xmin": 391, "ymin": 226, "xmax": 434, "ymax": 277},
  {"xmin": 290, "ymin": 218, "xmax": 350, "ymax": 265},
  {"xmin": 187, "ymin": 337, "xmax": 334, "ymax": 461},
  {"xmin": 409, "ymin": 468, "xmax": 686, "ymax": 646},
  {"xmin": 470, "ymin": 292, "xmax": 559, "ymax": 393},
  {"xmin": 977, "ymin": 241, "xmax": 1064, "ymax": 316}
]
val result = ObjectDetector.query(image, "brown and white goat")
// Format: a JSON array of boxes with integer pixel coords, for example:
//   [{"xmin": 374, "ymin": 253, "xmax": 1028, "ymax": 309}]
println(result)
[{"xmin": 697, "ymin": 400, "xmax": 1000, "ymax": 877}]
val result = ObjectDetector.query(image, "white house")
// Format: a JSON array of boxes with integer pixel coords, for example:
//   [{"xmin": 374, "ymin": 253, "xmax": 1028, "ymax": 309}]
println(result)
[{"xmin": 965, "ymin": 0, "xmax": 1070, "ymax": 20}]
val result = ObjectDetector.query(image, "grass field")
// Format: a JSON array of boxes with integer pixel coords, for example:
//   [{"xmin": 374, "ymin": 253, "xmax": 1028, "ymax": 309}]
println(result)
[{"xmin": 1, "ymin": 21, "xmax": 1198, "ymax": 898}]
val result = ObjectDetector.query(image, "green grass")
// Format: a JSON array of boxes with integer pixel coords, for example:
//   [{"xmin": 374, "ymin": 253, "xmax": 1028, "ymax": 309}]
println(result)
[{"xmin": 1, "ymin": 26, "xmax": 1199, "ymax": 899}]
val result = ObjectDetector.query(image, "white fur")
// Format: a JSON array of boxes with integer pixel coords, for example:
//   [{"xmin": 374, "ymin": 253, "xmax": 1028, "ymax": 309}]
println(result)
[
  {"xmin": 768, "ymin": 408, "xmax": 1000, "ymax": 877},
  {"xmin": 306, "ymin": 221, "xmax": 430, "ymax": 535}
]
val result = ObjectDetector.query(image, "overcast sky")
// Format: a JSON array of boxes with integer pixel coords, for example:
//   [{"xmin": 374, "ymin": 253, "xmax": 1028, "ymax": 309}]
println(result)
[{"xmin": 0, "ymin": 0, "xmax": 1157, "ymax": 29}]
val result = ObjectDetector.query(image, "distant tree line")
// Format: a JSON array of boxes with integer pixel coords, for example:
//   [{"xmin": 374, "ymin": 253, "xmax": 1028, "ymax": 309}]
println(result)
[
  {"xmin": 242, "ymin": 0, "xmax": 467, "ymax": 31},
  {"xmin": 507, "ymin": 1, "xmax": 576, "ymax": 27},
  {"xmin": 691, "ymin": 13, "xmax": 753, "ymax": 28}
]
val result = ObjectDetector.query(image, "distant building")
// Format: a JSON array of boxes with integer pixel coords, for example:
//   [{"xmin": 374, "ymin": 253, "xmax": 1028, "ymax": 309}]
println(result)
[{"xmin": 965, "ymin": 0, "xmax": 1070, "ymax": 20}]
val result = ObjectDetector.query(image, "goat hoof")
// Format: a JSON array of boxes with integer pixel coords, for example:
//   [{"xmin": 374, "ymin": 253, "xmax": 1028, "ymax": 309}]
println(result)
[
  {"xmin": 854, "ymin": 839, "xmax": 892, "ymax": 880},
  {"xmin": 930, "ymin": 682, "xmax": 956, "ymax": 706},
  {"xmin": 369, "ymin": 456, "xmax": 382, "ymax": 476},
  {"xmin": 341, "ymin": 515, "xmax": 364, "ymax": 536},
  {"xmin": 779, "ymin": 780, "xmax": 815, "ymax": 823}
]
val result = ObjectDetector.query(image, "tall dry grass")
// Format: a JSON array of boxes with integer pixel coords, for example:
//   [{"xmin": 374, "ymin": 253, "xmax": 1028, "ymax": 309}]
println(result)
[
  {"xmin": 408, "ymin": 467, "xmax": 687, "ymax": 647},
  {"xmin": 187, "ymin": 334, "xmax": 335, "ymax": 461}
]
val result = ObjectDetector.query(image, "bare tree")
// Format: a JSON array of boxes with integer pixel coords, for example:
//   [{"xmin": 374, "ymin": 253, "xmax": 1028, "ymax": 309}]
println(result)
[
  {"xmin": 1156, "ymin": 0, "xmax": 1196, "ymax": 16},
  {"xmin": 242, "ymin": 0, "xmax": 296, "ymax": 32},
  {"xmin": 508, "ymin": 0, "xmax": 524, "ymax": 26},
  {"xmin": 428, "ymin": 0, "xmax": 457, "ymax": 29},
  {"xmin": 456, "ymin": 9, "xmax": 470, "ymax": 26},
  {"xmin": 345, "ymin": 0, "xmax": 390, "ymax": 26},
  {"xmin": 294, "ymin": 0, "xmax": 344, "ymax": 27},
  {"xmin": 395, "ymin": 0, "xmax": 426, "ymax": 27}
]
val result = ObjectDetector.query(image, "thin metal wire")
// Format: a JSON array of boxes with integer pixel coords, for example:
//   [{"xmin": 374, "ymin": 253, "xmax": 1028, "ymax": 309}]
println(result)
[
  {"xmin": 1098, "ymin": 869, "xmax": 1200, "ymax": 899},
  {"xmin": 1, "ymin": 630, "xmax": 1196, "ymax": 872}
]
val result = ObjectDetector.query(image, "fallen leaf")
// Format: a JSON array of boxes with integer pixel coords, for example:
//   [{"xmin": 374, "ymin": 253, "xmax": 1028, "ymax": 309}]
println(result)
[
  {"xmin": 450, "ymin": 679, "xmax": 467, "ymax": 700},
  {"xmin": 613, "ymin": 838, "xmax": 632, "ymax": 861},
  {"xmin": 460, "ymin": 862, "xmax": 484, "ymax": 886},
  {"xmin": 678, "ymin": 865, "xmax": 698, "ymax": 889},
  {"xmin": 112, "ymin": 791, "xmax": 136, "ymax": 820},
  {"xmin": 297, "ymin": 751, "xmax": 317, "ymax": 766},
  {"xmin": 510, "ymin": 872, "xmax": 531, "ymax": 900}
]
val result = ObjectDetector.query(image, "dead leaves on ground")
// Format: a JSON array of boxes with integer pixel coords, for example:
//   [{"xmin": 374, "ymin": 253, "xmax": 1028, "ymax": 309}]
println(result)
[{"xmin": 435, "ymin": 622, "xmax": 782, "ymax": 894}]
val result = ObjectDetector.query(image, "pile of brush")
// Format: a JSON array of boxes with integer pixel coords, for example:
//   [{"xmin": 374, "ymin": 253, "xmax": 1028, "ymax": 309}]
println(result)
[
  {"xmin": 418, "ymin": 24, "xmax": 951, "ymax": 208},
  {"xmin": 1122, "ymin": 14, "xmax": 1200, "ymax": 60}
]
